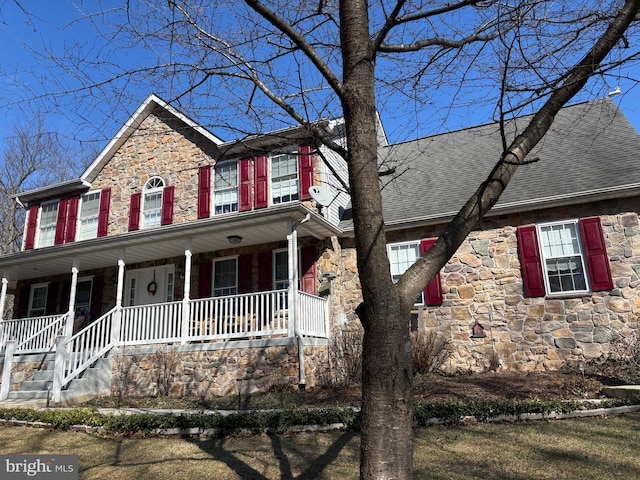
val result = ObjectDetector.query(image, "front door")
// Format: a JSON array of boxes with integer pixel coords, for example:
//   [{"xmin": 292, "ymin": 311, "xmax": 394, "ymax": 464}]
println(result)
[{"xmin": 124, "ymin": 265, "xmax": 175, "ymax": 306}]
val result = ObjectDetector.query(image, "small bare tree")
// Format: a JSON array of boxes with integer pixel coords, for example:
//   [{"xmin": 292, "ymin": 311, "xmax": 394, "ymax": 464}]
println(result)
[{"xmin": 0, "ymin": 116, "xmax": 85, "ymax": 254}]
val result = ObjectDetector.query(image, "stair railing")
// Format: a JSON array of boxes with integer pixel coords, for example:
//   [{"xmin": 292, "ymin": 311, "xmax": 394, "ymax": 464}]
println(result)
[{"xmin": 52, "ymin": 306, "xmax": 119, "ymax": 402}]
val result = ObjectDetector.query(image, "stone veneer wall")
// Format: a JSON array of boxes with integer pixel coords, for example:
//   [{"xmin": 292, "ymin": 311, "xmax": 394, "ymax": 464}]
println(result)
[
  {"xmin": 321, "ymin": 199, "xmax": 640, "ymax": 373},
  {"xmin": 110, "ymin": 342, "xmax": 330, "ymax": 398},
  {"xmin": 90, "ymin": 110, "xmax": 216, "ymax": 235}
]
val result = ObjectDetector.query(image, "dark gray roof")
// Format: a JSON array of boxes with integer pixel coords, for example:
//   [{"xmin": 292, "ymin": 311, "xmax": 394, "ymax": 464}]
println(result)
[{"xmin": 341, "ymin": 99, "xmax": 640, "ymax": 231}]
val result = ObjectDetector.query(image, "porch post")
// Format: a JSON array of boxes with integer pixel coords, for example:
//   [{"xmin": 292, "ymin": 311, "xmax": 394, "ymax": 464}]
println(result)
[
  {"xmin": 52, "ymin": 335, "xmax": 66, "ymax": 403},
  {"xmin": 0, "ymin": 272, "xmax": 8, "ymax": 321},
  {"xmin": 112, "ymin": 254, "xmax": 125, "ymax": 344},
  {"xmin": 63, "ymin": 260, "xmax": 80, "ymax": 338},
  {"xmin": 181, "ymin": 240, "xmax": 192, "ymax": 344},
  {"xmin": 287, "ymin": 221, "xmax": 298, "ymax": 339},
  {"xmin": 0, "ymin": 340, "xmax": 15, "ymax": 401}
]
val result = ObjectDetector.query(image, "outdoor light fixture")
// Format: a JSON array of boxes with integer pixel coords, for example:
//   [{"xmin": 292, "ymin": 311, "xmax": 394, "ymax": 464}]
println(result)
[{"xmin": 227, "ymin": 235, "xmax": 243, "ymax": 245}]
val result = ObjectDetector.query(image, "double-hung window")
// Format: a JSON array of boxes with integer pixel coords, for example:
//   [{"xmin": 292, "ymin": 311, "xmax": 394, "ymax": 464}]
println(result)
[
  {"xmin": 274, "ymin": 250, "xmax": 289, "ymax": 290},
  {"xmin": 143, "ymin": 177, "xmax": 164, "ymax": 228},
  {"xmin": 388, "ymin": 242, "xmax": 424, "ymax": 304},
  {"xmin": 538, "ymin": 221, "xmax": 588, "ymax": 294},
  {"xmin": 78, "ymin": 192, "xmax": 101, "ymax": 240},
  {"xmin": 28, "ymin": 283, "xmax": 48, "ymax": 317},
  {"xmin": 214, "ymin": 161, "xmax": 238, "ymax": 214},
  {"xmin": 75, "ymin": 278, "xmax": 93, "ymax": 318},
  {"xmin": 213, "ymin": 257, "xmax": 237, "ymax": 297},
  {"xmin": 271, "ymin": 152, "xmax": 299, "ymax": 204},
  {"xmin": 517, "ymin": 217, "xmax": 613, "ymax": 297},
  {"xmin": 37, "ymin": 202, "xmax": 58, "ymax": 248}
]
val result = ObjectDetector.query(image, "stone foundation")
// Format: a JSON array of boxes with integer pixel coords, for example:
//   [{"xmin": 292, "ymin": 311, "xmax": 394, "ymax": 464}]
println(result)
[{"xmin": 109, "ymin": 341, "xmax": 330, "ymax": 398}]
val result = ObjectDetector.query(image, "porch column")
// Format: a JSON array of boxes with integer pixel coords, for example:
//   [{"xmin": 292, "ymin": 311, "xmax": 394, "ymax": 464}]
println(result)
[
  {"xmin": 287, "ymin": 221, "xmax": 299, "ymax": 339},
  {"xmin": 0, "ymin": 272, "xmax": 9, "ymax": 321},
  {"xmin": 63, "ymin": 259, "xmax": 80, "ymax": 338},
  {"xmin": 181, "ymin": 240, "xmax": 192, "ymax": 344},
  {"xmin": 112, "ymin": 253, "xmax": 125, "ymax": 344}
]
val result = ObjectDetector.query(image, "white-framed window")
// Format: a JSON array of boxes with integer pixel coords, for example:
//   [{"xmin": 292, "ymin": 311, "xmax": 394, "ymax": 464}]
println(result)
[
  {"xmin": 274, "ymin": 249, "xmax": 289, "ymax": 290},
  {"xmin": 28, "ymin": 283, "xmax": 49, "ymax": 317},
  {"xmin": 214, "ymin": 161, "xmax": 238, "ymax": 214},
  {"xmin": 78, "ymin": 192, "xmax": 101, "ymax": 240},
  {"xmin": 271, "ymin": 152, "xmax": 299, "ymax": 204},
  {"xmin": 213, "ymin": 257, "xmax": 238, "ymax": 297},
  {"xmin": 538, "ymin": 220, "xmax": 589, "ymax": 294},
  {"xmin": 37, "ymin": 202, "xmax": 59, "ymax": 248},
  {"xmin": 388, "ymin": 241, "xmax": 424, "ymax": 304},
  {"xmin": 75, "ymin": 277, "xmax": 93, "ymax": 319},
  {"xmin": 143, "ymin": 176, "xmax": 165, "ymax": 228}
]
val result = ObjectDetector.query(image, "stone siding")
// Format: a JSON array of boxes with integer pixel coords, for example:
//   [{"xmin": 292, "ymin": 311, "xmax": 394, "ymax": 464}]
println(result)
[
  {"xmin": 90, "ymin": 111, "xmax": 216, "ymax": 235},
  {"xmin": 323, "ymin": 199, "xmax": 640, "ymax": 372}
]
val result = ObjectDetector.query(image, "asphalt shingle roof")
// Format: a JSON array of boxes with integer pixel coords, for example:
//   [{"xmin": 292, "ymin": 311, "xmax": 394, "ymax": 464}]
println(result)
[{"xmin": 342, "ymin": 99, "xmax": 640, "ymax": 231}]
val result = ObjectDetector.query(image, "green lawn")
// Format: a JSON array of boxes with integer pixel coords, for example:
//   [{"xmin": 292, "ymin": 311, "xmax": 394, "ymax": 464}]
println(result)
[{"xmin": 1, "ymin": 413, "xmax": 639, "ymax": 479}]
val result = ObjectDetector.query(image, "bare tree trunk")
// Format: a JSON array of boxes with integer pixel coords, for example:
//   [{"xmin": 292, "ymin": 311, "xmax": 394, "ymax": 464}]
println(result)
[{"xmin": 340, "ymin": 2, "xmax": 414, "ymax": 479}]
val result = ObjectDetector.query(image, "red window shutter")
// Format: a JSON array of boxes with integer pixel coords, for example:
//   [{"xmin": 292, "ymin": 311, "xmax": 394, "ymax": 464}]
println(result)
[
  {"xmin": 65, "ymin": 196, "xmax": 80, "ymax": 242},
  {"xmin": 517, "ymin": 225, "xmax": 546, "ymax": 297},
  {"xmin": 300, "ymin": 246, "xmax": 317, "ymax": 294},
  {"xmin": 254, "ymin": 154, "xmax": 269, "ymax": 209},
  {"xmin": 17, "ymin": 286, "xmax": 29, "ymax": 317},
  {"xmin": 128, "ymin": 192, "xmax": 142, "ymax": 231},
  {"xmin": 298, "ymin": 144, "xmax": 314, "ymax": 200},
  {"xmin": 24, "ymin": 205, "xmax": 39, "ymax": 250},
  {"xmin": 97, "ymin": 188, "xmax": 111, "ymax": 238},
  {"xmin": 238, "ymin": 254, "xmax": 253, "ymax": 293},
  {"xmin": 197, "ymin": 165, "xmax": 211, "ymax": 219},
  {"xmin": 45, "ymin": 282, "xmax": 58, "ymax": 315},
  {"xmin": 579, "ymin": 217, "xmax": 613, "ymax": 291},
  {"xmin": 161, "ymin": 185, "xmax": 175, "ymax": 225},
  {"xmin": 89, "ymin": 276, "xmax": 104, "ymax": 320},
  {"xmin": 420, "ymin": 239, "xmax": 443, "ymax": 306},
  {"xmin": 239, "ymin": 158, "xmax": 252, "ymax": 211},
  {"xmin": 54, "ymin": 199, "xmax": 69, "ymax": 245},
  {"xmin": 198, "ymin": 261, "xmax": 213, "ymax": 298},
  {"xmin": 258, "ymin": 251, "xmax": 273, "ymax": 291}
]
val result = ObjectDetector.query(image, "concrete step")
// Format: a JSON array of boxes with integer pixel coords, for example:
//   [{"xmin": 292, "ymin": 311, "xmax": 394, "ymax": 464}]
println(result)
[
  {"xmin": 7, "ymin": 390, "xmax": 49, "ymax": 400},
  {"xmin": 601, "ymin": 385, "xmax": 640, "ymax": 401},
  {"xmin": 19, "ymin": 379, "xmax": 53, "ymax": 391},
  {"xmin": 33, "ymin": 369, "xmax": 55, "ymax": 381}
]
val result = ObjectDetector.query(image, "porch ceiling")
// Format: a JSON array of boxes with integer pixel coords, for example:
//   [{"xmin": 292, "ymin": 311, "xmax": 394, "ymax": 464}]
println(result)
[{"xmin": 0, "ymin": 204, "xmax": 341, "ymax": 284}]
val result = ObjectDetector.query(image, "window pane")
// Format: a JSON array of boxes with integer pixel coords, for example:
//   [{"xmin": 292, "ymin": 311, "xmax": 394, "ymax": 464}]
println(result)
[
  {"xmin": 143, "ymin": 191, "xmax": 162, "ymax": 227},
  {"xmin": 214, "ymin": 162, "xmax": 239, "ymax": 214},
  {"xmin": 30, "ymin": 285, "xmax": 48, "ymax": 316},
  {"xmin": 275, "ymin": 251, "xmax": 288, "ymax": 290},
  {"xmin": 540, "ymin": 222, "xmax": 588, "ymax": 293},
  {"xmin": 79, "ymin": 192, "xmax": 100, "ymax": 240},
  {"xmin": 75, "ymin": 280, "xmax": 92, "ymax": 318},
  {"xmin": 272, "ymin": 153, "xmax": 299, "ymax": 204},
  {"xmin": 214, "ymin": 258, "xmax": 237, "ymax": 296},
  {"xmin": 38, "ymin": 203, "xmax": 58, "ymax": 247}
]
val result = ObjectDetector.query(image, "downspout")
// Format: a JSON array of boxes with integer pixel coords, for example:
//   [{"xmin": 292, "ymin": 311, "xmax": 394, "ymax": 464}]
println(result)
[{"xmin": 288, "ymin": 213, "xmax": 310, "ymax": 390}]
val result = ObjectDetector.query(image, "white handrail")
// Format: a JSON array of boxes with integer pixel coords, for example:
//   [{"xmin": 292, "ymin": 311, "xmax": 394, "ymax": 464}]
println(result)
[
  {"xmin": 58, "ymin": 307, "xmax": 118, "ymax": 390},
  {"xmin": 298, "ymin": 292, "xmax": 329, "ymax": 338},
  {"xmin": 14, "ymin": 313, "xmax": 67, "ymax": 353}
]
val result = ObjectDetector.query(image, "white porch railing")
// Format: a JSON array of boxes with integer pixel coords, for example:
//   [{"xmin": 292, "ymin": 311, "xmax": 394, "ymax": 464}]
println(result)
[
  {"xmin": 120, "ymin": 301, "xmax": 184, "ymax": 345},
  {"xmin": 298, "ymin": 291, "xmax": 329, "ymax": 337},
  {"xmin": 5, "ymin": 290, "xmax": 328, "ymax": 401},
  {"xmin": 0, "ymin": 314, "xmax": 64, "ymax": 354}
]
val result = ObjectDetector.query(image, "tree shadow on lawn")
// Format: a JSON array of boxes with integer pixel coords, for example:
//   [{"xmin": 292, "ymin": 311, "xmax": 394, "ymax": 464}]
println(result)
[{"xmin": 185, "ymin": 430, "xmax": 358, "ymax": 479}]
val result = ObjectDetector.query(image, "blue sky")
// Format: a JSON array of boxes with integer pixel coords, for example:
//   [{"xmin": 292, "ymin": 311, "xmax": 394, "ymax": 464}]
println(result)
[{"xmin": 1, "ymin": 1, "xmax": 640, "ymax": 155}]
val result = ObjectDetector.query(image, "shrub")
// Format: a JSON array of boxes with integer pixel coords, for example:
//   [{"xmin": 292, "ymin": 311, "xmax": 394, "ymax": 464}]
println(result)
[
  {"xmin": 329, "ymin": 322, "xmax": 363, "ymax": 385},
  {"xmin": 411, "ymin": 331, "xmax": 452, "ymax": 375},
  {"xmin": 153, "ymin": 347, "xmax": 181, "ymax": 397}
]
